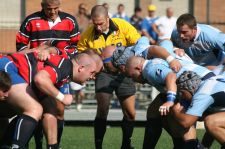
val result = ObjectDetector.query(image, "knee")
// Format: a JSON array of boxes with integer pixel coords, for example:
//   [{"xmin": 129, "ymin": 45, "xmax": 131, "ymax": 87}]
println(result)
[
  {"xmin": 204, "ymin": 116, "xmax": 217, "ymax": 131},
  {"xmin": 124, "ymin": 110, "xmax": 136, "ymax": 120},
  {"xmin": 43, "ymin": 113, "xmax": 57, "ymax": 122},
  {"xmin": 96, "ymin": 106, "xmax": 109, "ymax": 118},
  {"xmin": 56, "ymin": 102, "xmax": 65, "ymax": 118},
  {"xmin": 26, "ymin": 103, "xmax": 43, "ymax": 121}
]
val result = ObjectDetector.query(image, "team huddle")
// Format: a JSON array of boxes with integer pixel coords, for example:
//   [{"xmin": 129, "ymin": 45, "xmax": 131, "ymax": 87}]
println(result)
[{"xmin": 0, "ymin": 0, "xmax": 225, "ymax": 149}]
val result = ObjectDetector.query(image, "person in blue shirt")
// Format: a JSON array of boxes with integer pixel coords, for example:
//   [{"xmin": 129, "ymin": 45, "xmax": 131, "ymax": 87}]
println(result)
[
  {"xmin": 173, "ymin": 71, "xmax": 225, "ymax": 149},
  {"xmin": 171, "ymin": 13, "xmax": 225, "ymax": 147},
  {"xmin": 112, "ymin": 4, "xmax": 130, "ymax": 22},
  {"xmin": 141, "ymin": 4, "xmax": 159, "ymax": 44},
  {"xmin": 171, "ymin": 13, "xmax": 225, "ymax": 68},
  {"xmin": 125, "ymin": 56, "xmax": 214, "ymax": 149}
]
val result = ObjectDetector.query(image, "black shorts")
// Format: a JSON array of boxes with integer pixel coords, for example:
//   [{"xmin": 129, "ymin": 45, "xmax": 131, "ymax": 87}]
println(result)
[
  {"xmin": 0, "ymin": 101, "xmax": 18, "ymax": 118},
  {"xmin": 95, "ymin": 72, "xmax": 136, "ymax": 97}
]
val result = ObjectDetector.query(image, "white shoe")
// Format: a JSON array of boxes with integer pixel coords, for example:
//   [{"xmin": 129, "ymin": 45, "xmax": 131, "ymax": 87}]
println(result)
[{"xmin": 77, "ymin": 104, "xmax": 82, "ymax": 111}]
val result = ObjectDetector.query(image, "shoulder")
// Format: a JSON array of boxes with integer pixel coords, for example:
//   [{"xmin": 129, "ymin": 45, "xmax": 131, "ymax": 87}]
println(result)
[
  {"xmin": 112, "ymin": 18, "xmax": 129, "ymax": 25},
  {"xmin": 59, "ymin": 11, "xmax": 77, "ymax": 21},
  {"xmin": 23, "ymin": 11, "xmax": 42, "ymax": 22}
]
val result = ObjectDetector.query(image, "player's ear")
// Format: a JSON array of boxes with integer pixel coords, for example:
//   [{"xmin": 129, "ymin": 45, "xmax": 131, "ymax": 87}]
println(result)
[{"xmin": 78, "ymin": 65, "xmax": 85, "ymax": 72}]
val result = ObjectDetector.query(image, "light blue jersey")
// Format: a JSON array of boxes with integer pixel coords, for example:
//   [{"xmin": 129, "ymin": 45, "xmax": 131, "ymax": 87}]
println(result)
[
  {"xmin": 142, "ymin": 58, "xmax": 212, "ymax": 92},
  {"xmin": 186, "ymin": 75, "xmax": 225, "ymax": 117},
  {"xmin": 171, "ymin": 24, "xmax": 225, "ymax": 66}
]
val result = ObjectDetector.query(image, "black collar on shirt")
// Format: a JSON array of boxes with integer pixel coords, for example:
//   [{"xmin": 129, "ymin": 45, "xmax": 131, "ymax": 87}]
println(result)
[{"xmin": 94, "ymin": 19, "xmax": 119, "ymax": 40}]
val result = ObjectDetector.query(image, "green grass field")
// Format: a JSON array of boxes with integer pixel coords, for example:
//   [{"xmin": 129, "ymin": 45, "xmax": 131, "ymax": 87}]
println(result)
[{"xmin": 29, "ymin": 126, "xmax": 220, "ymax": 149}]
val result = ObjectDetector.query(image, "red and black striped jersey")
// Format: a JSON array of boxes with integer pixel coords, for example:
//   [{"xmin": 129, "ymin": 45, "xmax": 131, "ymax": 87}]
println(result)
[
  {"xmin": 7, "ymin": 52, "xmax": 73, "ymax": 87},
  {"xmin": 16, "ymin": 10, "xmax": 80, "ymax": 54}
]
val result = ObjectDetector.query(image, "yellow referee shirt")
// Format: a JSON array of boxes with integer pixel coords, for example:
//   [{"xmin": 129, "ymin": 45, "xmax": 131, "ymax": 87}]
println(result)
[{"xmin": 77, "ymin": 18, "xmax": 141, "ymax": 54}]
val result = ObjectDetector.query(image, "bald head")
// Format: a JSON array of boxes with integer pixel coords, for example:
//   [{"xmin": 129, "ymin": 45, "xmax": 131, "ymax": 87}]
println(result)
[
  {"xmin": 72, "ymin": 53, "xmax": 95, "ymax": 67},
  {"xmin": 91, "ymin": 5, "xmax": 108, "ymax": 18},
  {"xmin": 82, "ymin": 49, "xmax": 103, "ymax": 73},
  {"xmin": 126, "ymin": 56, "xmax": 144, "ymax": 76},
  {"xmin": 166, "ymin": 7, "xmax": 173, "ymax": 18}
]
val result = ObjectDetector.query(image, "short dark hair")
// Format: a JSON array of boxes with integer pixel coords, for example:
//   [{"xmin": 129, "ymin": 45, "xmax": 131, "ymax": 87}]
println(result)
[
  {"xmin": 134, "ymin": 7, "xmax": 142, "ymax": 12},
  {"xmin": 176, "ymin": 13, "xmax": 197, "ymax": 29},
  {"xmin": 0, "ymin": 71, "xmax": 11, "ymax": 92},
  {"xmin": 91, "ymin": 5, "xmax": 108, "ymax": 18}
]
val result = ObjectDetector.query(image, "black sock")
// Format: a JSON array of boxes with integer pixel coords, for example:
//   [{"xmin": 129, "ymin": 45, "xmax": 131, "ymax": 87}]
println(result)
[
  {"xmin": 172, "ymin": 137, "xmax": 184, "ymax": 149},
  {"xmin": 34, "ymin": 120, "xmax": 43, "ymax": 149},
  {"xmin": 221, "ymin": 142, "xmax": 225, "ymax": 149},
  {"xmin": 183, "ymin": 139, "xmax": 198, "ymax": 149},
  {"xmin": 94, "ymin": 117, "xmax": 107, "ymax": 149},
  {"xmin": 1, "ymin": 116, "xmax": 19, "ymax": 147},
  {"xmin": 11, "ymin": 114, "xmax": 38, "ymax": 148},
  {"xmin": 57, "ymin": 119, "xmax": 64, "ymax": 146},
  {"xmin": 143, "ymin": 118, "xmax": 162, "ymax": 149},
  {"xmin": 47, "ymin": 143, "xmax": 58, "ymax": 149},
  {"xmin": 121, "ymin": 117, "xmax": 134, "ymax": 149}
]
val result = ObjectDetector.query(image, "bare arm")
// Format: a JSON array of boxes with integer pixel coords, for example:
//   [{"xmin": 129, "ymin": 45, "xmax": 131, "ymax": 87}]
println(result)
[
  {"xmin": 148, "ymin": 45, "xmax": 182, "ymax": 72},
  {"xmin": 159, "ymin": 72, "xmax": 177, "ymax": 115},
  {"xmin": 34, "ymin": 70, "xmax": 73, "ymax": 105},
  {"xmin": 152, "ymin": 23, "xmax": 162, "ymax": 36},
  {"xmin": 172, "ymin": 103, "xmax": 199, "ymax": 128}
]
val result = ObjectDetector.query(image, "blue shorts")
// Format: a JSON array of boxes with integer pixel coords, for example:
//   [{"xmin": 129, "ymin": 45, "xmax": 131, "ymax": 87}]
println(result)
[{"xmin": 0, "ymin": 57, "xmax": 26, "ymax": 85}]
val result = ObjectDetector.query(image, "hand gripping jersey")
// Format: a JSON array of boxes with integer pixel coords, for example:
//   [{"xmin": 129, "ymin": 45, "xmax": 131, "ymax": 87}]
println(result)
[{"xmin": 6, "ymin": 52, "xmax": 73, "ymax": 87}]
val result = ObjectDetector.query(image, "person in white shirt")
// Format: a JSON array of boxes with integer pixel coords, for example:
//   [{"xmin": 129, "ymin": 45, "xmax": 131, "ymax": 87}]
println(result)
[{"xmin": 152, "ymin": 7, "xmax": 177, "ymax": 41}]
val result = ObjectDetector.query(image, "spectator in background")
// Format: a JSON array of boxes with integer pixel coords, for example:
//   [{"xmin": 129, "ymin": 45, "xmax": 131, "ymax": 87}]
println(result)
[
  {"xmin": 112, "ymin": 4, "xmax": 130, "ymax": 22},
  {"xmin": 102, "ymin": 2, "xmax": 112, "ymax": 18},
  {"xmin": 75, "ymin": 3, "xmax": 91, "ymax": 33},
  {"xmin": 152, "ymin": 7, "xmax": 177, "ymax": 41},
  {"xmin": 141, "ymin": 4, "xmax": 159, "ymax": 44},
  {"xmin": 130, "ymin": 7, "xmax": 143, "ymax": 32}
]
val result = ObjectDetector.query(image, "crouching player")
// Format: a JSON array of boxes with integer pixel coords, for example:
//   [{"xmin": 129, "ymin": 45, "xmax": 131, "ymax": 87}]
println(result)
[
  {"xmin": 173, "ymin": 71, "xmax": 225, "ymax": 149},
  {"xmin": 125, "ymin": 56, "xmax": 214, "ymax": 148},
  {"xmin": 0, "ymin": 52, "xmax": 98, "ymax": 148}
]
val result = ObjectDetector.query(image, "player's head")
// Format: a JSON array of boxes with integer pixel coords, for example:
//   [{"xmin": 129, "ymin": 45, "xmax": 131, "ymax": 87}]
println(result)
[
  {"xmin": 111, "ymin": 46, "xmax": 135, "ymax": 73},
  {"xmin": 71, "ymin": 53, "xmax": 97, "ymax": 84},
  {"xmin": 125, "ymin": 56, "xmax": 145, "ymax": 83},
  {"xmin": 101, "ymin": 46, "xmax": 118, "ymax": 73},
  {"xmin": 91, "ymin": 5, "xmax": 109, "ymax": 33},
  {"xmin": 82, "ymin": 49, "xmax": 103, "ymax": 76},
  {"xmin": 176, "ymin": 13, "xmax": 197, "ymax": 43},
  {"xmin": 41, "ymin": 0, "xmax": 61, "ymax": 21},
  {"xmin": 0, "ymin": 71, "xmax": 11, "ymax": 100},
  {"xmin": 176, "ymin": 71, "xmax": 202, "ymax": 101}
]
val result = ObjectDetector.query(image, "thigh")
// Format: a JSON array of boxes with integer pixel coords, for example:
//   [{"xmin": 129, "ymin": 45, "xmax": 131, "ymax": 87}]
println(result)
[
  {"xmin": 115, "ymin": 74, "xmax": 136, "ymax": 97},
  {"xmin": 204, "ymin": 112, "xmax": 225, "ymax": 126},
  {"xmin": 95, "ymin": 72, "xmax": 114, "ymax": 94},
  {"xmin": 163, "ymin": 114, "xmax": 190, "ymax": 138},
  {"xmin": 40, "ymin": 96, "xmax": 58, "ymax": 116},
  {"xmin": 147, "ymin": 93, "xmax": 164, "ymax": 119},
  {"xmin": 7, "ymin": 83, "xmax": 40, "ymax": 113}
]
